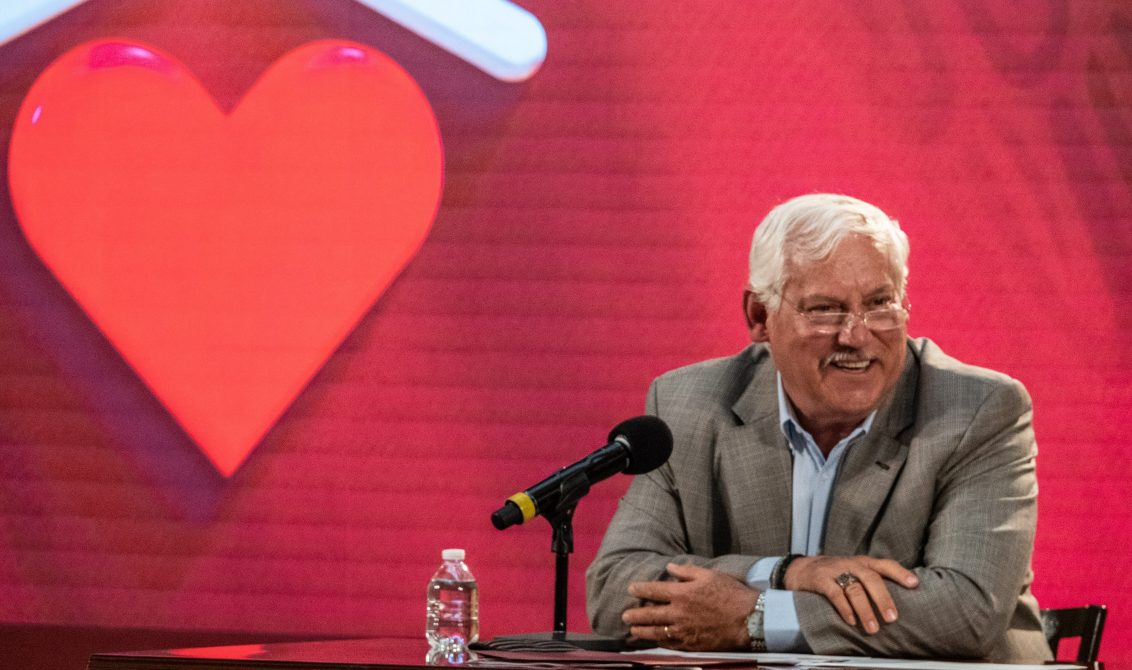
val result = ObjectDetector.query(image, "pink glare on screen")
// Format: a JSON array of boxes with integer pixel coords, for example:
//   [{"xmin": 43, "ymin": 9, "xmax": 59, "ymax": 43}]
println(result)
[
  {"xmin": 312, "ymin": 45, "xmax": 369, "ymax": 66},
  {"xmin": 87, "ymin": 42, "xmax": 170, "ymax": 71}
]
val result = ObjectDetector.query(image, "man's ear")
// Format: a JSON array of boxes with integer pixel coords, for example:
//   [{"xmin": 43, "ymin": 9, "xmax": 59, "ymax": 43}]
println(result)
[{"xmin": 743, "ymin": 290, "xmax": 770, "ymax": 343}]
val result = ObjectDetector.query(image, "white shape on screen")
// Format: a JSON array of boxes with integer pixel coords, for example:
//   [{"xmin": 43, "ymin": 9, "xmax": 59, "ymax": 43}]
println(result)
[
  {"xmin": 0, "ymin": 0, "xmax": 547, "ymax": 83},
  {"xmin": 354, "ymin": 0, "xmax": 546, "ymax": 81},
  {"xmin": 0, "ymin": 0, "xmax": 90, "ymax": 46}
]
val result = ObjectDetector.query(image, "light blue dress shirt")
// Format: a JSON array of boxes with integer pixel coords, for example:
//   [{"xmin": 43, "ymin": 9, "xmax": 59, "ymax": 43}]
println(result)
[{"xmin": 745, "ymin": 374, "xmax": 875, "ymax": 651}]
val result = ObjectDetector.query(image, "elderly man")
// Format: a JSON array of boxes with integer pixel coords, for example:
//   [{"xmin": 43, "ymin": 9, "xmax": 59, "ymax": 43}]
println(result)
[{"xmin": 585, "ymin": 194, "xmax": 1048, "ymax": 662}]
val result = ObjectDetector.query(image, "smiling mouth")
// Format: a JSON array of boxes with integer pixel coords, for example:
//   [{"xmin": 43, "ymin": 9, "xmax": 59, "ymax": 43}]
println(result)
[{"xmin": 824, "ymin": 353, "xmax": 874, "ymax": 372}]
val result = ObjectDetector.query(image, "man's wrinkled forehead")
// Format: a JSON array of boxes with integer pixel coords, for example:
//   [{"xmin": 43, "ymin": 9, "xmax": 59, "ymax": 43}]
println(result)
[{"xmin": 781, "ymin": 234, "xmax": 903, "ymax": 293}]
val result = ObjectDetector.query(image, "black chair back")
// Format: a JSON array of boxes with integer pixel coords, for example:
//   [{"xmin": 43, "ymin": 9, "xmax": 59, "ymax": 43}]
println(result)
[{"xmin": 1040, "ymin": 604, "xmax": 1107, "ymax": 664}]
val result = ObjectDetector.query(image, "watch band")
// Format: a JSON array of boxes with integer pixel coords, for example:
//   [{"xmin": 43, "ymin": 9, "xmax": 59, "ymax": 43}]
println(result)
[{"xmin": 746, "ymin": 590, "xmax": 767, "ymax": 652}]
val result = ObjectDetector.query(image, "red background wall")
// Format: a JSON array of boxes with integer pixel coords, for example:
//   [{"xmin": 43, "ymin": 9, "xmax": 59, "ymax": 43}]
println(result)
[{"xmin": 0, "ymin": 0, "xmax": 1129, "ymax": 664}]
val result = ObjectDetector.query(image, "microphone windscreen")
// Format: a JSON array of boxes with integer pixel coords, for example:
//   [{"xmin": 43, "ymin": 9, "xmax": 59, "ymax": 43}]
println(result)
[{"xmin": 608, "ymin": 415, "xmax": 673, "ymax": 475}]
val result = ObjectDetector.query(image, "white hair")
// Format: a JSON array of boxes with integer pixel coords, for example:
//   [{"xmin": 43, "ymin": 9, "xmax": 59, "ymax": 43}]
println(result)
[{"xmin": 748, "ymin": 193, "xmax": 909, "ymax": 311}]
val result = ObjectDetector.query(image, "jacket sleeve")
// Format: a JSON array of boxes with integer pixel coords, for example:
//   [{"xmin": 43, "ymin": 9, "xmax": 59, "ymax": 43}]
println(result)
[
  {"xmin": 585, "ymin": 379, "xmax": 764, "ymax": 637},
  {"xmin": 795, "ymin": 378, "xmax": 1046, "ymax": 661}
]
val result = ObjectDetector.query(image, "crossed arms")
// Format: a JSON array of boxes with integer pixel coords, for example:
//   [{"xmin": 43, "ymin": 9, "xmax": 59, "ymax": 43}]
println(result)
[{"xmin": 585, "ymin": 360, "xmax": 1046, "ymax": 661}]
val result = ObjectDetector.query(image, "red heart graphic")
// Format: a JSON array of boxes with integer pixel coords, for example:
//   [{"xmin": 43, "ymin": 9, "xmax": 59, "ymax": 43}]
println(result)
[{"xmin": 8, "ymin": 40, "xmax": 443, "ymax": 476}]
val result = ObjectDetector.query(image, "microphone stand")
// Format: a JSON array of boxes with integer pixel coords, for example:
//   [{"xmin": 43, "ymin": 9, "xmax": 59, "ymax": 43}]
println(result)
[
  {"xmin": 490, "ymin": 470, "xmax": 627, "ymax": 651},
  {"xmin": 545, "ymin": 468, "xmax": 588, "ymax": 638},
  {"xmin": 548, "ymin": 502, "xmax": 576, "ymax": 638}
]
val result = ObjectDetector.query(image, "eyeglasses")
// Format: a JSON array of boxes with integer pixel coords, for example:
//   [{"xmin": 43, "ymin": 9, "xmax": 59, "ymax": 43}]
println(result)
[{"xmin": 781, "ymin": 297, "xmax": 909, "ymax": 335}]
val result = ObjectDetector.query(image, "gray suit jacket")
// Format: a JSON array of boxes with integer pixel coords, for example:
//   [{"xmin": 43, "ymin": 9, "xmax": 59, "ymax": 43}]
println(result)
[{"xmin": 586, "ymin": 338, "xmax": 1049, "ymax": 662}]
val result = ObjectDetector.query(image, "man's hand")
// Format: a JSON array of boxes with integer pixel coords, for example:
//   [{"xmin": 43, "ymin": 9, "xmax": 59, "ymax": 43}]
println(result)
[
  {"xmin": 622, "ymin": 562, "xmax": 758, "ymax": 651},
  {"xmin": 785, "ymin": 555, "xmax": 919, "ymax": 634}
]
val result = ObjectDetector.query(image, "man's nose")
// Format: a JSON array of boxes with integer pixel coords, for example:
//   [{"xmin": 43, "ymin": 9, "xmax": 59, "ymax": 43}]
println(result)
[{"xmin": 836, "ymin": 313, "xmax": 871, "ymax": 346}]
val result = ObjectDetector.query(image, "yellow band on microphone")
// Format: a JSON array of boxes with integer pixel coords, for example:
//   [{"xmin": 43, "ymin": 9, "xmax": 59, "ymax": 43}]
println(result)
[{"xmin": 507, "ymin": 492, "xmax": 537, "ymax": 522}]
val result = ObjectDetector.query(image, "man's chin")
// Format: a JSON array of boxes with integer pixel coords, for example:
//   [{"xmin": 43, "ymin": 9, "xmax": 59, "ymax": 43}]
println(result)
[{"xmin": 823, "ymin": 390, "xmax": 885, "ymax": 421}]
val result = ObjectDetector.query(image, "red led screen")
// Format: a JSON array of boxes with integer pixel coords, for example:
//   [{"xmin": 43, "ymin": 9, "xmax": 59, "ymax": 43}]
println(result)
[{"xmin": 0, "ymin": 0, "xmax": 1128, "ymax": 664}]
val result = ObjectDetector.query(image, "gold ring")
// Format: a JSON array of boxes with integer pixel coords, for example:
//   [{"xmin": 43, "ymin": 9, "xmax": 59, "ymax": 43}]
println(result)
[{"xmin": 836, "ymin": 572, "xmax": 860, "ymax": 589}]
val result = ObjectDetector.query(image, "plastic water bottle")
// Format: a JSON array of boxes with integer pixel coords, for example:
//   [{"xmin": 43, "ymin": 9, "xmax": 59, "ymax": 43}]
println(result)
[{"xmin": 426, "ymin": 548, "xmax": 479, "ymax": 662}]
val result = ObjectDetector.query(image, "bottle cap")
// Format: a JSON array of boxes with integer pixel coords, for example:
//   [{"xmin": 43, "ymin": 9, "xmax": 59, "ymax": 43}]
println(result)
[{"xmin": 441, "ymin": 548, "xmax": 465, "ymax": 561}]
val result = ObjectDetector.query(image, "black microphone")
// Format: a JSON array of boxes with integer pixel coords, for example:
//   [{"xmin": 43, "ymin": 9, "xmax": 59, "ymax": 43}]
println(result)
[{"xmin": 491, "ymin": 415, "xmax": 672, "ymax": 530}]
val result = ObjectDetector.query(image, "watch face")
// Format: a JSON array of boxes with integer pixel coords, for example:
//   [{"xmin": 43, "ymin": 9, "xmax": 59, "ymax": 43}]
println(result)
[{"xmin": 748, "ymin": 593, "xmax": 767, "ymax": 651}]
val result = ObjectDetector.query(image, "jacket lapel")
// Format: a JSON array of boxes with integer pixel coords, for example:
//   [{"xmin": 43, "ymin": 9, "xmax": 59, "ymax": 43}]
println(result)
[
  {"xmin": 715, "ymin": 349, "xmax": 793, "ymax": 554},
  {"xmin": 822, "ymin": 345, "xmax": 920, "ymax": 556}
]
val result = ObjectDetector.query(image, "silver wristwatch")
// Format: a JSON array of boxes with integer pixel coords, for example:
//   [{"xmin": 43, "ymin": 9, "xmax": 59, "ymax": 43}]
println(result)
[{"xmin": 746, "ymin": 590, "xmax": 767, "ymax": 652}]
